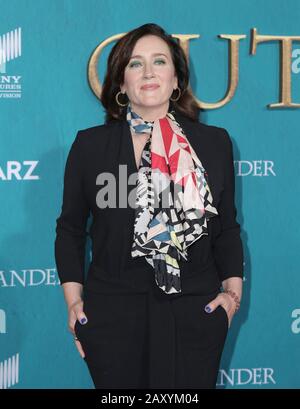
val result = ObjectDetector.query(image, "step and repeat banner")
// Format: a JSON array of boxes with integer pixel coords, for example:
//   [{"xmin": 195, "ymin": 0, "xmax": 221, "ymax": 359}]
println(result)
[{"xmin": 0, "ymin": 0, "xmax": 299, "ymax": 389}]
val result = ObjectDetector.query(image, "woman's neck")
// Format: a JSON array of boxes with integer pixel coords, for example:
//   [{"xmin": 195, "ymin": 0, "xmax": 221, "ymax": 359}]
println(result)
[{"xmin": 130, "ymin": 104, "xmax": 169, "ymax": 122}]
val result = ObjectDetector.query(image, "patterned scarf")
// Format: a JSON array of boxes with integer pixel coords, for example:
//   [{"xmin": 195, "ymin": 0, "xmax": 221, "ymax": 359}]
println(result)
[{"xmin": 127, "ymin": 102, "xmax": 218, "ymax": 294}]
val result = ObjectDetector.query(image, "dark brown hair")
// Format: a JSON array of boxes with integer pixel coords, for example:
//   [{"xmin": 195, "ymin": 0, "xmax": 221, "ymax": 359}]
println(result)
[{"xmin": 100, "ymin": 23, "xmax": 200, "ymax": 124}]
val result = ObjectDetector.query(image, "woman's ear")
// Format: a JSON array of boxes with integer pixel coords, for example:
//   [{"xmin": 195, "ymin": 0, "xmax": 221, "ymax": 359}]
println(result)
[
  {"xmin": 120, "ymin": 83, "xmax": 125, "ymax": 94},
  {"xmin": 174, "ymin": 76, "xmax": 178, "ymax": 89}
]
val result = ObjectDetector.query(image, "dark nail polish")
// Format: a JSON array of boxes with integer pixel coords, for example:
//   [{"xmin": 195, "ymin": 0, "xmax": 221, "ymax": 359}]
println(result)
[
  {"xmin": 80, "ymin": 317, "xmax": 87, "ymax": 324},
  {"xmin": 205, "ymin": 305, "xmax": 211, "ymax": 313}
]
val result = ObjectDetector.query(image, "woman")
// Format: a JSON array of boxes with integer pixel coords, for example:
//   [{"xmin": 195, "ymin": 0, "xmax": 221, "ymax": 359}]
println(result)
[{"xmin": 55, "ymin": 23, "xmax": 244, "ymax": 389}]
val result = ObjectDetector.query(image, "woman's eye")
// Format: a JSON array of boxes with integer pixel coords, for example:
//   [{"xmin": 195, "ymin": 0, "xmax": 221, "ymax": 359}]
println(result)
[
  {"xmin": 129, "ymin": 61, "xmax": 141, "ymax": 68},
  {"xmin": 128, "ymin": 59, "xmax": 166, "ymax": 68}
]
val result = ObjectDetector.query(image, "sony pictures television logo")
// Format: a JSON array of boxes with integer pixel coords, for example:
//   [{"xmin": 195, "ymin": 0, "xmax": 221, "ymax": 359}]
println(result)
[
  {"xmin": 0, "ymin": 311, "xmax": 20, "ymax": 389},
  {"xmin": 0, "ymin": 27, "xmax": 22, "ymax": 99}
]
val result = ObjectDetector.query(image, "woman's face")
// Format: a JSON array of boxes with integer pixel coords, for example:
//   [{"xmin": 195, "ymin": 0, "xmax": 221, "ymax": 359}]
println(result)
[{"xmin": 121, "ymin": 35, "xmax": 178, "ymax": 121}]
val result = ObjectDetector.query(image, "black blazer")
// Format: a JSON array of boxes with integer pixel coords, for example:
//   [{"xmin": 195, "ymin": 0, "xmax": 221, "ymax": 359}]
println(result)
[{"xmin": 55, "ymin": 111, "xmax": 244, "ymax": 295}]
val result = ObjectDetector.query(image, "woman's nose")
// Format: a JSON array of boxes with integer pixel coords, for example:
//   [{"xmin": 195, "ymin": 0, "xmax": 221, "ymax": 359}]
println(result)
[{"xmin": 143, "ymin": 63, "xmax": 154, "ymax": 78}]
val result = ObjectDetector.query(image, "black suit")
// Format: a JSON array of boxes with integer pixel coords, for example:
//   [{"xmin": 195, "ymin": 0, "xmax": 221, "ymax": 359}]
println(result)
[
  {"xmin": 55, "ymin": 111, "xmax": 244, "ymax": 294},
  {"xmin": 54, "ymin": 111, "xmax": 244, "ymax": 388}
]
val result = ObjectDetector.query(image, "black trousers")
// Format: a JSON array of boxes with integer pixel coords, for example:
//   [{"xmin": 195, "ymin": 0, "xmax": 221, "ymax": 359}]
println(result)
[{"xmin": 74, "ymin": 281, "xmax": 229, "ymax": 389}]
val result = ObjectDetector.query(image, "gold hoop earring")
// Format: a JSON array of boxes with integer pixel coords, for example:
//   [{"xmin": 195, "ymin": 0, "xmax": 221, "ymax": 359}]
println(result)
[
  {"xmin": 170, "ymin": 87, "xmax": 181, "ymax": 102},
  {"xmin": 115, "ymin": 91, "xmax": 129, "ymax": 107}
]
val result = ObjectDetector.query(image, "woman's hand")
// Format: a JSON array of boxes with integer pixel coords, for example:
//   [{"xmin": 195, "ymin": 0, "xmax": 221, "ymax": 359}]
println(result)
[
  {"xmin": 68, "ymin": 299, "xmax": 88, "ymax": 359},
  {"xmin": 204, "ymin": 292, "xmax": 237, "ymax": 328}
]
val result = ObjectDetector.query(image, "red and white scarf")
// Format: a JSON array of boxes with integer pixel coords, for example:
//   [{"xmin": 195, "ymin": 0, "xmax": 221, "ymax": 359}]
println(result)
[{"xmin": 127, "ymin": 103, "xmax": 218, "ymax": 294}]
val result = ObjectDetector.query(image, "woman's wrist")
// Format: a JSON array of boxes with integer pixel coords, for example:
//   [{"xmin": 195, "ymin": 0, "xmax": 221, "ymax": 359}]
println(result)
[
  {"xmin": 62, "ymin": 282, "xmax": 83, "ymax": 311},
  {"xmin": 222, "ymin": 277, "xmax": 242, "ymax": 296},
  {"xmin": 223, "ymin": 288, "xmax": 241, "ymax": 313},
  {"xmin": 221, "ymin": 277, "xmax": 243, "ymax": 313},
  {"xmin": 67, "ymin": 298, "xmax": 83, "ymax": 312}
]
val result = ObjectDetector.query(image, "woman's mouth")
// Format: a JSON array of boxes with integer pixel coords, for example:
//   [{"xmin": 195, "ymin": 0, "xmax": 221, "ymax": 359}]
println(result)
[{"xmin": 141, "ymin": 84, "xmax": 160, "ymax": 90}]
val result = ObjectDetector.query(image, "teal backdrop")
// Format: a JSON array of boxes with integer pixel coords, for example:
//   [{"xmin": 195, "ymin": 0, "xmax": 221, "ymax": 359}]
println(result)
[{"xmin": 0, "ymin": 0, "xmax": 299, "ymax": 389}]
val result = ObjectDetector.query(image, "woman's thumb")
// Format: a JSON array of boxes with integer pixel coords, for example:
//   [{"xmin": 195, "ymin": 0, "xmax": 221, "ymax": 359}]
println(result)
[
  {"xmin": 204, "ymin": 301, "xmax": 216, "ymax": 313},
  {"xmin": 74, "ymin": 306, "xmax": 88, "ymax": 325},
  {"xmin": 77, "ymin": 312, "xmax": 88, "ymax": 325}
]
